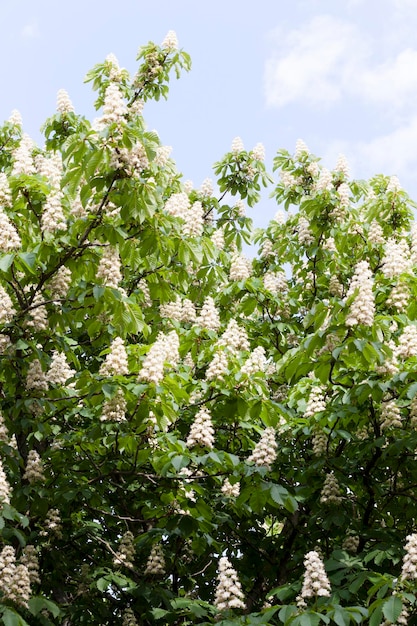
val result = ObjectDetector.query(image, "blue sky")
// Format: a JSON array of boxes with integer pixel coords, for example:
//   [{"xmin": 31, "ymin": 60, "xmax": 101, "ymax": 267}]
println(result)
[{"xmin": 2, "ymin": 0, "xmax": 417, "ymax": 228}]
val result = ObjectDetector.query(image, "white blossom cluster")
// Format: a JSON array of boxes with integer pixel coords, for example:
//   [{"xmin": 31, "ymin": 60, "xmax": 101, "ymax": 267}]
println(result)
[
  {"xmin": 387, "ymin": 175, "xmax": 401, "ymax": 193},
  {"xmin": 41, "ymin": 192, "xmax": 67, "ymax": 234},
  {"xmin": 298, "ymin": 217, "xmax": 314, "ymax": 245},
  {"xmin": 329, "ymin": 275, "xmax": 343, "ymax": 297},
  {"xmin": 401, "ymin": 533, "xmax": 417, "ymax": 580},
  {"xmin": 26, "ymin": 359, "xmax": 48, "ymax": 391},
  {"xmin": 247, "ymin": 427, "xmax": 277, "ymax": 469},
  {"xmin": 196, "ymin": 296, "xmax": 221, "ymax": 331},
  {"xmin": 294, "ymin": 139, "xmax": 309, "ymax": 159},
  {"xmin": 300, "ymin": 550, "xmax": 331, "ymax": 598},
  {"xmin": 212, "ymin": 227, "xmax": 225, "ymax": 249},
  {"xmin": 312, "ymin": 430, "xmax": 328, "ymax": 456},
  {"xmin": 315, "ymin": 167, "xmax": 333, "ymax": 192},
  {"xmin": 218, "ymin": 319, "xmax": 249, "ymax": 354},
  {"xmin": 161, "ymin": 29, "xmax": 178, "ymax": 50},
  {"xmin": 186, "ymin": 407, "xmax": 215, "ymax": 448},
  {"xmin": 122, "ymin": 608, "xmax": 139, "ymax": 626},
  {"xmin": 375, "ymin": 339, "xmax": 399, "ymax": 377},
  {"xmin": 94, "ymin": 83, "xmax": 127, "ymax": 130},
  {"xmin": 97, "ymin": 247, "xmax": 123, "ymax": 289},
  {"xmin": 229, "ymin": 253, "xmax": 252, "ymax": 281},
  {"xmin": 35, "ymin": 152, "xmax": 63, "ymax": 188},
  {"xmin": 0, "ymin": 546, "xmax": 31, "ymax": 607},
  {"xmin": 0, "ymin": 410, "xmax": 9, "ymax": 443},
  {"xmin": 0, "ymin": 285, "xmax": 15, "ymax": 323},
  {"xmin": 145, "ymin": 543, "xmax": 165, "ymax": 575},
  {"xmin": 342, "ymin": 534, "xmax": 360, "ymax": 553},
  {"xmin": 200, "ymin": 178, "xmax": 213, "ymax": 197},
  {"xmin": 231, "ymin": 136, "xmax": 244, "ymax": 154},
  {"xmin": 320, "ymin": 472, "xmax": 342, "ymax": 505},
  {"xmin": 101, "ymin": 389, "xmax": 127, "ymax": 422},
  {"xmin": 381, "ymin": 238, "xmax": 411, "ymax": 278},
  {"xmin": 334, "ymin": 154, "xmax": 350, "ymax": 179},
  {"xmin": 280, "ymin": 170, "xmax": 298, "ymax": 189},
  {"xmin": 154, "ymin": 145, "xmax": 172, "ymax": 167},
  {"xmin": 99, "ymin": 337, "xmax": 129, "ymax": 376},
  {"xmin": 305, "ymin": 385, "xmax": 326, "ymax": 418},
  {"xmin": 160, "ymin": 297, "xmax": 196, "ymax": 323},
  {"xmin": 23, "ymin": 450, "xmax": 45, "ymax": 484},
  {"xmin": 183, "ymin": 201, "xmax": 204, "ymax": 237},
  {"xmin": 114, "ymin": 531, "xmax": 135, "ymax": 569},
  {"xmin": 260, "ymin": 239, "xmax": 274, "ymax": 258},
  {"xmin": 0, "ymin": 208, "xmax": 21, "ymax": 252},
  {"xmin": 387, "ymin": 283, "xmax": 409, "ymax": 312},
  {"xmin": 12, "ymin": 134, "xmax": 35, "ymax": 176},
  {"xmin": 380, "ymin": 399, "xmax": 402, "ymax": 430},
  {"xmin": 368, "ymin": 221, "xmax": 385, "ymax": 245},
  {"xmin": 346, "ymin": 261, "xmax": 375, "ymax": 326},
  {"xmin": 20, "ymin": 545, "xmax": 41, "ymax": 585},
  {"xmin": 8, "ymin": 109, "xmax": 22, "ymax": 127},
  {"xmin": 0, "ymin": 173, "xmax": 11, "ymax": 206},
  {"xmin": 25, "ymin": 293, "xmax": 48, "ymax": 331},
  {"xmin": 221, "ymin": 478, "xmax": 240, "ymax": 497},
  {"xmin": 251, "ymin": 142, "xmax": 265, "ymax": 161},
  {"xmin": 241, "ymin": 346, "xmax": 267, "ymax": 376},
  {"xmin": 164, "ymin": 192, "xmax": 190, "ymax": 219},
  {"xmin": 105, "ymin": 53, "xmax": 128, "ymax": 82},
  {"xmin": 47, "ymin": 351, "xmax": 74, "ymax": 387},
  {"xmin": 47, "ymin": 266, "xmax": 72, "ymax": 299},
  {"xmin": 138, "ymin": 330, "xmax": 179, "ymax": 384},
  {"xmin": 0, "ymin": 458, "xmax": 11, "ymax": 504},
  {"xmin": 397, "ymin": 324, "xmax": 417, "ymax": 358},
  {"xmin": 205, "ymin": 350, "xmax": 229, "ymax": 381},
  {"xmin": 56, "ymin": 88, "xmax": 75, "ymax": 113},
  {"xmin": 138, "ymin": 279, "xmax": 152, "ymax": 307},
  {"xmin": 214, "ymin": 556, "xmax": 246, "ymax": 611},
  {"xmin": 111, "ymin": 142, "xmax": 149, "ymax": 175},
  {"xmin": 40, "ymin": 508, "xmax": 63, "ymax": 539}
]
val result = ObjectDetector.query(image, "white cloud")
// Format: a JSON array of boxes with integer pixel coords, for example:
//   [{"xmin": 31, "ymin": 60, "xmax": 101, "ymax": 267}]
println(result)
[
  {"xmin": 264, "ymin": 14, "xmax": 417, "ymax": 113},
  {"xmin": 264, "ymin": 15, "xmax": 368, "ymax": 108},
  {"xmin": 21, "ymin": 21, "xmax": 40, "ymax": 39}
]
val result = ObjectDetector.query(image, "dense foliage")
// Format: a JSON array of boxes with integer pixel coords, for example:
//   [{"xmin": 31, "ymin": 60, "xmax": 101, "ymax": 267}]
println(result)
[{"xmin": 0, "ymin": 31, "xmax": 416, "ymax": 626}]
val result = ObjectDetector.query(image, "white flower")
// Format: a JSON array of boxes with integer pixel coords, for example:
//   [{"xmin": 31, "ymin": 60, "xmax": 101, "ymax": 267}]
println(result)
[
  {"xmin": 263, "ymin": 271, "xmax": 287, "ymax": 295},
  {"xmin": 381, "ymin": 399, "xmax": 402, "ymax": 430},
  {"xmin": 301, "ymin": 551, "xmax": 331, "ymax": 598},
  {"xmin": 8, "ymin": 109, "xmax": 22, "ymax": 127},
  {"xmin": 20, "ymin": 545, "xmax": 40, "ymax": 585},
  {"xmin": 334, "ymin": 154, "xmax": 350, "ymax": 178},
  {"xmin": 206, "ymin": 350, "xmax": 228, "ymax": 381},
  {"xmin": 387, "ymin": 175, "xmax": 401, "ymax": 192},
  {"xmin": 26, "ymin": 359, "xmax": 48, "ymax": 391},
  {"xmin": 368, "ymin": 221, "xmax": 385, "ymax": 245},
  {"xmin": 305, "ymin": 385, "xmax": 326, "ymax": 418},
  {"xmin": 346, "ymin": 261, "xmax": 375, "ymax": 327},
  {"xmin": 97, "ymin": 247, "xmax": 123, "ymax": 289},
  {"xmin": 221, "ymin": 478, "xmax": 240, "ymax": 497},
  {"xmin": 12, "ymin": 134, "xmax": 35, "ymax": 176},
  {"xmin": 387, "ymin": 283, "xmax": 409, "ymax": 313},
  {"xmin": 401, "ymin": 533, "xmax": 417, "ymax": 580},
  {"xmin": 241, "ymin": 346, "xmax": 267, "ymax": 376},
  {"xmin": 342, "ymin": 535, "xmax": 360, "ymax": 553},
  {"xmin": 0, "ymin": 459, "xmax": 11, "ymax": 504},
  {"xmin": 101, "ymin": 389, "xmax": 127, "ymax": 422},
  {"xmin": 397, "ymin": 325, "xmax": 417, "ymax": 359},
  {"xmin": 218, "ymin": 319, "xmax": 249, "ymax": 353},
  {"xmin": 231, "ymin": 137, "xmax": 244, "ymax": 154},
  {"xmin": 251, "ymin": 142, "xmax": 265, "ymax": 161},
  {"xmin": 315, "ymin": 167, "xmax": 333, "ymax": 192},
  {"xmin": 99, "ymin": 337, "xmax": 129, "ymax": 376},
  {"xmin": 214, "ymin": 556, "xmax": 246, "ymax": 611},
  {"xmin": 294, "ymin": 139, "xmax": 309, "ymax": 159},
  {"xmin": 186, "ymin": 407, "xmax": 215, "ymax": 448},
  {"xmin": 114, "ymin": 531, "xmax": 135, "ymax": 569},
  {"xmin": 197, "ymin": 296, "xmax": 220, "ymax": 331},
  {"xmin": 298, "ymin": 217, "xmax": 314, "ymax": 245},
  {"xmin": 35, "ymin": 152, "xmax": 63, "ymax": 189},
  {"xmin": 200, "ymin": 178, "xmax": 213, "ymax": 197},
  {"xmin": 95, "ymin": 83, "xmax": 127, "ymax": 129},
  {"xmin": 138, "ymin": 331, "xmax": 179, "ymax": 385},
  {"xmin": 161, "ymin": 30, "xmax": 178, "ymax": 50},
  {"xmin": 145, "ymin": 543, "xmax": 165, "ymax": 575},
  {"xmin": 154, "ymin": 145, "xmax": 172, "ymax": 167},
  {"xmin": 0, "ymin": 173, "xmax": 12, "ymax": 206},
  {"xmin": 164, "ymin": 192, "xmax": 190, "ymax": 219},
  {"xmin": 183, "ymin": 201, "xmax": 204, "ymax": 237},
  {"xmin": 320, "ymin": 472, "xmax": 342, "ymax": 505},
  {"xmin": 56, "ymin": 89, "xmax": 75, "ymax": 113},
  {"xmin": 0, "ymin": 209, "xmax": 20, "ymax": 252},
  {"xmin": 48, "ymin": 266, "xmax": 72, "ymax": 299},
  {"xmin": 247, "ymin": 427, "xmax": 277, "ymax": 469},
  {"xmin": 41, "ymin": 192, "xmax": 67, "ymax": 234},
  {"xmin": 337, "ymin": 182, "xmax": 350, "ymax": 207},
  {"xmin": 0, "ymin": 285, "xmax": 15, "ymax": 324},
  {"xmin": 47, "ymin": 351, "xmax": 74, "ymax": 386},
  {"xmin": 381, "ymin": 238, "xmax": 411, "ymax": 278},
  {"xmin": 23, "ymin": 450, "xmax": 45, "ymax": 484},
  {"xmin": 229, "ymin": 254, "xmax": 252, "ymax": 281}
]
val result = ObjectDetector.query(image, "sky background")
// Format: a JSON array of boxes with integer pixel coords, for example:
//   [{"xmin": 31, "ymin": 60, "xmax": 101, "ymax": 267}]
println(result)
[{"xmin": 1, "ymin": 0, "xmax": 417, "ymax": 229}]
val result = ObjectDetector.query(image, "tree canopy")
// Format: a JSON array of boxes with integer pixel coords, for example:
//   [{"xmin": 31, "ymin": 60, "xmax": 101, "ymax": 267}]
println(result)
[{"xmin": 0, "ymin": 30, "xmax": 416, "ymax": 626}]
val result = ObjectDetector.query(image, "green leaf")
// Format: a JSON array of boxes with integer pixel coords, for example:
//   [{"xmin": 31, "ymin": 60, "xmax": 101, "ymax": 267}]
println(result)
[
  {"xmin": 1, "ymin": 608, "xmax": 30, "ymax": 626},
  {"xmin": 382, "ymin": 596, "xmax": 402, "ymax": 623},
  {"xmin": 0, "ymin": 254, "xmax": 15, "ymax": 272},
  {"xmin": 28, "ymin": 596, "xmax": 61, "ymax": 618}
]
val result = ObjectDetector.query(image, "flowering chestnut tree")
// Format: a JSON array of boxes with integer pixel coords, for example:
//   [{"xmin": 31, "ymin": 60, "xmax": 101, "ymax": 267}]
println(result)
[{"xmin": 0, "ymin": 30, "xmax": 417, "ymax": 626}]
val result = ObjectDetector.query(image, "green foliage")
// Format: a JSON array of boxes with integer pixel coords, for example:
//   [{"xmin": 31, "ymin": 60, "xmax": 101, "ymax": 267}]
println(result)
[{"xmin": 0, "ymin": 32, "xmax": 416, "ymax": 625}]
